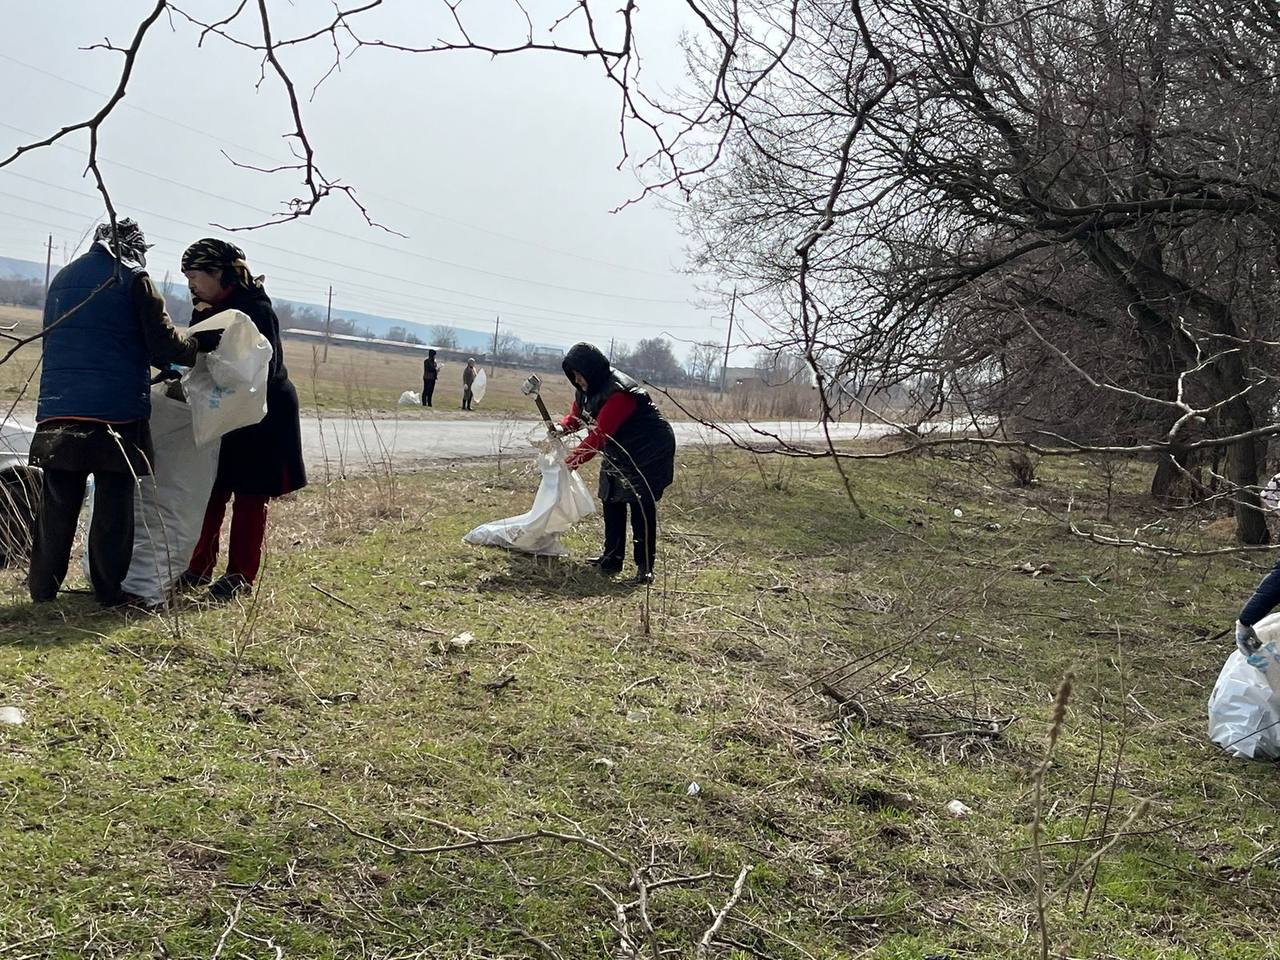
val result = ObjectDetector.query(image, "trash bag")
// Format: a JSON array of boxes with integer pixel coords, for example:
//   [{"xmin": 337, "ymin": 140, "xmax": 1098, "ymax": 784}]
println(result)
[
  {"xmin": 472, "ymin": 369, "xmax": 488, "ymax": 405},
  {"xmin": 399, "ymin": 390, "xmax": 421, "ymax": 405},
  {"xmin": 182, "ymin": 311, "xmax": 272, "ymax": 447},
  {"xmin": 1208, "ymin": 613, "xmax": 1280, "ymax": 759},
  {"xmin": 463, "ymin": 441, "xmax": 595, "ymax": 556},
  {"xmin": 82, "ymin": 390, "xmax": 220, "ymax": 605}
]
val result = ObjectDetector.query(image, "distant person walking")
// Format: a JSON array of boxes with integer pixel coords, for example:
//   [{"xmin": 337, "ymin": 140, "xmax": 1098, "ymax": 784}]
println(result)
[
  {"xmin": 177, "ymin": 238, "xmax": 307, "ymax": 602},
  {"xmin": 558, "ymin": 342, "xmax": 676, "ymax": 585},
  {"xmin": 462, "ymin": 358, "xmax": 477, "ymax": 411},
  {"xmin": 422, "ymin": 349, "xmax": 438, "ymax": 407},
  {"xmin": 27, "ymin": 219, "xmax": 220, "ymax": 607}
]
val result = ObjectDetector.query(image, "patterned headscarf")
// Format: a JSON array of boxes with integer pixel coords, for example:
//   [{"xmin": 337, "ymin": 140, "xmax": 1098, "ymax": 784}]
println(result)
[
  {"xmin": 93, "ymin": 218, "xmax": 151, "ymax": 267},
  {"xmin": 181, "ymin": 237, "xmax": 263, "ymax": 290}
]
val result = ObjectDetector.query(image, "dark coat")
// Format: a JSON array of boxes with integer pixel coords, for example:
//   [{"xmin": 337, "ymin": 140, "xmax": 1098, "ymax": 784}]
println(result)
[
  {"xmin": 194, "ymin": 287, "xmax": 307, "ymax": 498},
  {"xmin": 38, "ymin": 245, "xmax": 149, "ymax": 423},
  {"xmin": 563, "ymin": 342, "xmax": 676, "ymax": 503}
]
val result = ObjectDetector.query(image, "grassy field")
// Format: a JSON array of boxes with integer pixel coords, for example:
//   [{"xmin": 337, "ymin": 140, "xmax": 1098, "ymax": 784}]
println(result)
[
  {"xmin": 2, "ymin": 444, "xmax": 1278, "ymax": 958},
  {"xmin": 0, "ymin": 304, "xmax": 817, "ymax": 422}
]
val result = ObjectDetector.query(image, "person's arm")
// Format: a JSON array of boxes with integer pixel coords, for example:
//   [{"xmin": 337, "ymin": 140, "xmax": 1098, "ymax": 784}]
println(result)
[
  {"xmin": 560, "ymin": 400, "xmax": 583, "ymax": 432},
  {"xmin": 1241, "ymin": 560, "xmax": 1280, "ymax": 627},
  {"xmin": 566, "ymin": 392, "xmax": 637, "ymax": 469},
  {"xmin": 133, "ymin": 273, "xmax": 198, "ymax": 368}
]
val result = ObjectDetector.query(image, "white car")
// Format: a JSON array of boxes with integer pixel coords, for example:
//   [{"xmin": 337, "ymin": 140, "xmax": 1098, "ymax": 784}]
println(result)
[
  {"xmin": 0, "ymin": 417, "xmax": 33, "ymax": 472},
  {"xmin": 0, "ymin": 417, "xmax": 38, "ymax": 567}
]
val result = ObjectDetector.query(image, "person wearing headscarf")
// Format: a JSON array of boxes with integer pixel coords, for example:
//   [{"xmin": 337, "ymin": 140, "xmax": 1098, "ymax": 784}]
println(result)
[
  {"xmin": 28, "ymin": 218, "xmax": 222, "ymax": 607},
  {"xmin": 176, "ymin": 238, "xmax": 306, "ymax": 601},
  {"xmin": 558, "ymin": 342, "xmax": 676, "ymax": 585},
  {"xmin": 462, "ymin": 358, "xmax": 477, "ymax": 410},
  {"xmin": 422, "ymin": 349, "xmax": 438, "ymax": 407}
]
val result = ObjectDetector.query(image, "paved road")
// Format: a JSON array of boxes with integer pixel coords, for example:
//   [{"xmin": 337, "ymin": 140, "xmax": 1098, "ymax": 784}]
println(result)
[{"xmin": 301, "ymin": 416, "xmax": 912, "ymax": 471}]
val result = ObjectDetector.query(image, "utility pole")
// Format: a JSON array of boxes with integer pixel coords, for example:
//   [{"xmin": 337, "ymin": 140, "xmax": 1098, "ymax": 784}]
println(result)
[
  {"xmin": 323, "ymin": 285, "xmax": 333, "ymax": 362},
  {"xmin": 492, "ymin": 315, "xmax": 501, "ymax": 365},
  {"xmin": 608, "ymin": 337, "xmax": 615, "ymax": 362},
  {"xmin": 43, "ymin": 234, "xmax": 53, "ymax": 300},
  {"xmin": 719, "ymin": 286, "xmax": 737, "ymax": 395}
]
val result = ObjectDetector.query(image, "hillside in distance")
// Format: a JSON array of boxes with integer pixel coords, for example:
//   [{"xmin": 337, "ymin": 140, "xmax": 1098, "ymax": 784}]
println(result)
[{"xmin": 0, "ymin": 254, "xmax": 522, "ymax": 352}]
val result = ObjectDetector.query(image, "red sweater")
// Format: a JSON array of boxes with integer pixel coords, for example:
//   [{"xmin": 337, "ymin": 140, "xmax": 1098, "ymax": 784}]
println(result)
[{"xmin": 561, "ymin": 393, "xmax": 637, "ymax": 469}]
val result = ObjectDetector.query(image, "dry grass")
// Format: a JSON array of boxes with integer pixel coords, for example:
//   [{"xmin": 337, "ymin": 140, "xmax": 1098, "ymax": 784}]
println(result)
[
  {"xmin": 1, "ymin": 304, "xmax": 822, "ymax": 424},
  {"xmin": 1, "ymin": 446, "xmax": 1278, "ymax": 958}
]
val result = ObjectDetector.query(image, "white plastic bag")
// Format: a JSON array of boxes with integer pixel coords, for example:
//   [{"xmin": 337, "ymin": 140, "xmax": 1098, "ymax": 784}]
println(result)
[
  {"xmin": 1208, "ymin": 613, "xmax": 1280, "ymax": 759},
  {"xmin": 471, "ymin": 369, "xmax": 488, "ymax": 405},
  {"xmin": 463, "ymin": 442, "xmax": 595, "ymax": 556},
  {"xmin": 182, "ymin": 311, "xmax": 272, "ymax": 447},
  {"xmin": 399, "ymin": 390, "xmax": 420, "ymax": 405},
  {"xmin": 83, "ymin": 390, "xmax": 220, "ymax": 605}
]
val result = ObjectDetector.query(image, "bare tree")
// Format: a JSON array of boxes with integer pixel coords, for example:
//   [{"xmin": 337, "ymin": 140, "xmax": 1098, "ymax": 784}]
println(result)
[
  {"xmin": 687, "ymin": 341, "xmax": 722, "ymax": 387},
  {"xmin": 494, "ymin": 331, "xmax": 523, "ymax": 363},
  {"xmin": 428, "ymin": 325, "xmax": 459, "ymax": 351},
  {"xmin": 678, "ymin": 0, "xmax": 1280, "ymax": 543}
]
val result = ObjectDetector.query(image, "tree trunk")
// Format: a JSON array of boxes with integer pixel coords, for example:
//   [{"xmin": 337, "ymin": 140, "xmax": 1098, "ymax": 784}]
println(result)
[
  {"xmin": 1150, "ymin": 449, "xmax": 1189, "ymax": 503},
  {"xmin": 1225, "ymin": 399, "xmax": 1269, "ymax": 545}
]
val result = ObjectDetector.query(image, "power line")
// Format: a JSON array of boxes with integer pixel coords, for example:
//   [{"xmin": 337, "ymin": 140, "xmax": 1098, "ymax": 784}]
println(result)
[
  {"xmin": 0, "ymin": 189, "xmax": 720, "ymax": 340},
  {"xmin": 0, "ymin": 187, "xmax": 688, "ymax": 327},
  {"xmin": 0, "ymin": 137, "xmax": 689, "ymax": 306},
  {"xmin": 0, "ymin": 51, "xmax": 686, "ymax": 280}
]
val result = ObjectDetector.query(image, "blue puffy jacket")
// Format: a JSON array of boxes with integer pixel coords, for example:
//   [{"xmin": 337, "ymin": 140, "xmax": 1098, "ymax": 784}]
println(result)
[{"xmin": 37, "ymin": 245, "xmax": 149, "ymax": 423}]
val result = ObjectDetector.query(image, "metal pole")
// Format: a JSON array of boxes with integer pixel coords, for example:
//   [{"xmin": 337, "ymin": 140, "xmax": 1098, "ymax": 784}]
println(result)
[
  {"xmin": 323, "ymin": 285, "xmax": 333, "ymax": 362},
  {"xmin": 43, "ymin": 233, "xmax": 53, "ymax": 299},
  {"xmin": 719, "ymin": 286, "xmax": 737, "ymax": 395}
]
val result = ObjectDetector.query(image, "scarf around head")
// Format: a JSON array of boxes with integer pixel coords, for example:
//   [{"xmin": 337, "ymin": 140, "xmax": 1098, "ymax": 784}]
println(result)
[
  {"xmin": 181, "ymin": 237, "xmax": 263, "ymax": 290},
  {"xmin": 93, "ymin": 218, "xmax": 151, "ymax": 267}
]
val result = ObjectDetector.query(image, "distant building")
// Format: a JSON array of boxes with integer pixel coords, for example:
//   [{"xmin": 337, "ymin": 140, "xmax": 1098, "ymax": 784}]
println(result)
[{"xmin": 282, "ymin": 328, "xmax": 474, "ymax": 361}]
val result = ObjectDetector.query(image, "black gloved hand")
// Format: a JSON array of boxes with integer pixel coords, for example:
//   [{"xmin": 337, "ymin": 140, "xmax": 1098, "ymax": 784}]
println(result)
[{"xmin": 191, "ymin": 329, "xmax": 223, "ymax": 353}]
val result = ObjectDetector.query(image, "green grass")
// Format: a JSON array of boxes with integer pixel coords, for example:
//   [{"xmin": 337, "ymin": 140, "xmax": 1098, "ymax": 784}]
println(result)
[{"xmin": 2, "ymin": 447, "xmax": 1279, "ymax": 958}]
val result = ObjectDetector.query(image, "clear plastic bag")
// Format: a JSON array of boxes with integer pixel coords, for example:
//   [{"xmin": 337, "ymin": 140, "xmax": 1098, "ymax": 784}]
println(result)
[
  {"xmin": 1208, "ymin": 613, "xmax": 1280, "ymax": 759},
  {"xmin": 399, "ymin": 390, "xmax": 421, "ymax": 405},
  {"xmin": 182, "ymin": 311, "xmax": 272, "ymax": 447}
]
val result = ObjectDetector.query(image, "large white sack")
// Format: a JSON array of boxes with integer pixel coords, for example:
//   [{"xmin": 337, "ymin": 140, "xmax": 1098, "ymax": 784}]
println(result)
[
  {"xmin": 183, "ymin": 311, "xmax": 272, "ymax": 447},
  {"xmin": 1208, "ymin": 613, "xmax": 1280, "ymax": 759},
  {"xmin": 471, "ymin": 369, "xmax": 488, "ymax": 404},
  {"xmin": 399, "ymin": 390, "xmax": 421, "ymax": 405},
  {"xmin": 83, "ymin": 391, "xmax": 220, "ymax": 605},
  {"xmin": 464, "ymin": 442, "xmax": 594, "ymax": 556}
]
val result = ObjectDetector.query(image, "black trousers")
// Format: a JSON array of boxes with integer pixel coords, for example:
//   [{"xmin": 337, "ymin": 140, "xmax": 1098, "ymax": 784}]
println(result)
[
  {"xmin": 29, "ymin": 469, "xmax": 135, "ymax": 605},
  {"xmin": 422, "ymin": 380, "xmax": 436, "ymax": 406},
  {"xmin": 462, "ymin": 386, "xmax": 473, "ymax": 410},
  {"xmin": 601, "ymin": 492, "xmax": 658, "ymax": 573}
]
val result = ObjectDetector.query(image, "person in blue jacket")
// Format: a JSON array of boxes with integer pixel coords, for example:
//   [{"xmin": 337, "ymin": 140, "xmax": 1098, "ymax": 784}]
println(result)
[{"xmin": 27, "ymin": 219, "xmax": 220, "ymax": 606}]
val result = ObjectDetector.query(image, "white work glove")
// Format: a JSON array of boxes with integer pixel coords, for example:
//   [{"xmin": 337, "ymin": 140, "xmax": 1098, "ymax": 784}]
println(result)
[{"xmin": 1237, "ymin": 621, "xmax": 1266, "ymax": 670}]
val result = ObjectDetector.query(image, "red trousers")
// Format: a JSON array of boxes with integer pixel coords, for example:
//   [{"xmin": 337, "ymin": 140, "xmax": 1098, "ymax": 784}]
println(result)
[{"xmin": 187, "ymin": 486, "xmax": 270, "ymax": 583}]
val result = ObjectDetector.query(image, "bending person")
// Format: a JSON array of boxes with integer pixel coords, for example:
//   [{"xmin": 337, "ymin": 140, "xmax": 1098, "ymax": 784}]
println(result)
[
  {"xmin": 28, "ymin": 219, "xmax": 220, "ymax": 606},
  {"xmin": 559, "ymin": 342, "xmax": 676, "ymax": 585},
  {"xmin": 177, "ymin": 239, "xmax": 307, "ymax": 601}
]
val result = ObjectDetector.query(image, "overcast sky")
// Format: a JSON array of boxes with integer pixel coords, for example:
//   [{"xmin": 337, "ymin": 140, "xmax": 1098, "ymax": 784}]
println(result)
[{"xmin": 0, "ymin": 1, "xmax": 752, "ymax": 359}]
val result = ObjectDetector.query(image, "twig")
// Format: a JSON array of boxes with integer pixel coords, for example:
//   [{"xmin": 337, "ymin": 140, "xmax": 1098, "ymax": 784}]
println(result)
[
  {"xmin": 697, "ymin": 865, "xmax": 753, "ymax": 958},
  {"xmin": 619, "ymin": 675, "xmax": 660, "ymax": 698},
  {"xmin": 310, "ymin": 581, "xmax": 362, "ymax": 612},
  {"xmin": 1032, "ymin": 675, "xmax": 1072, "ymax": 960},
  {"xmin": 209, "ymin": 895, "xmax": 246, "ymax": 960},
  {"xmin": 296, "ymin": 800, "xmax": 631, "ymax": 868}
]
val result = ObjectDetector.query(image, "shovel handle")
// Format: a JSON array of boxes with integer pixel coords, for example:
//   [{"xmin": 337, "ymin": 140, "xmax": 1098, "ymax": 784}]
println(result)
[{"xmin": 533, "ymin": 394, "xmax": 555, "ymax": 433}]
